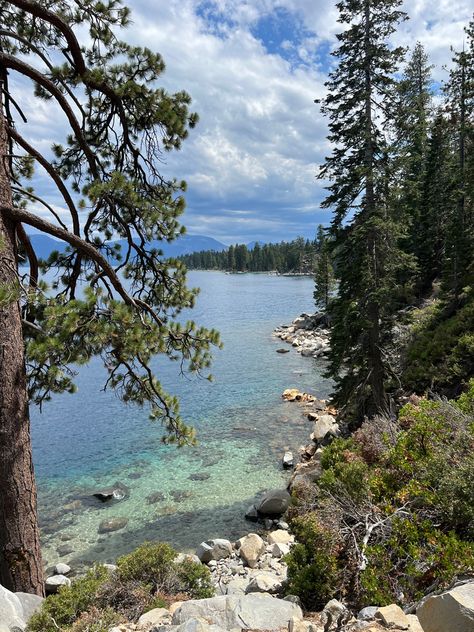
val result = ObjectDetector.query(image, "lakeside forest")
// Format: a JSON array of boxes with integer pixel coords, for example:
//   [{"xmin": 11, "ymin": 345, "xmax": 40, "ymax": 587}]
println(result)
[{"xmin": 0, "ymin": 0, "xmax": 473, "ymax": 631}]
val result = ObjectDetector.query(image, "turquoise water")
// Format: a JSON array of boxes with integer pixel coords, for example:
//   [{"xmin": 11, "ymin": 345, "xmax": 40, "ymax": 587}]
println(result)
[{"xmin": 31, "ymin": 271, "xmax": 332, "ymax": 570}]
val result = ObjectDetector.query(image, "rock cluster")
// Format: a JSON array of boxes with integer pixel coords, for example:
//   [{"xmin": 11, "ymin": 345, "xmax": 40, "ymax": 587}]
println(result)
[
  {"xmin": 274, "ymin": 312, "xmax": 330, "ymax": 358},
  {"xmin": 194, "ymin": 530, "xmax": 294, "ymax": 597}
]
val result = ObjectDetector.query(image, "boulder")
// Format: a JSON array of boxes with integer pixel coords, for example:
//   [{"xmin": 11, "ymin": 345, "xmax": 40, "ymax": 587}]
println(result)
[
  {"xmin": 137, "ymin": 607, "xmax": 170, "ymax": 626},
  {"xmin": 282, "ymin": 451, "xmax": 294, "ymax": 469},
  {"xmin": 172, "ymin": 593, "xmax": 303, "ymax": 630},
  {"xmin": 0, "ymin": 584, "xmax": 26, "ymax": 630},
  {"xmin": 15, "ymin": 592, "xmax": 43, "ymax": 623},
  {"xmin": 321, "ymin": 599, "xmax": 351, "ymax": 630},
  {"xmin": 312, "ymin": 415, "xmax": 339, "ymax": 444},
  {"xmin": 288, "ymin": 618, "xmax": 320, "ymax": 632},
  {"xmin": 245, "ymin": 572, "xmax": 282, "ymax": 594},
  {"xmin": 98, "ymin": 517, "xmax": 128, "ymax": 533},
  {"xmin": 407, "ymin": 614, "xmax": 425, "ymax": 632},
  {"xmin": 358, "ymin": 606, "xmax": 378, "ymax": 621},
  {"xmin": 276, "ymin": 348, "xmax": 290, "ymax": 354},
  {"xmin": 54, "ymin": 562, "xmax": 71, "ymax": 576},
  {"xmin": 238, "ymin": 533, "xmax": 265, "ymax": 568},
  {"xmin": 375, "ymin": 604, "xmax": 410, "ymax": 630},
  {"xmin": 267, "ymin": 530, "xmax": 294, "ymax": 545},
  {"xmin": 45, "ymin": 574, "xmax": 71, "ymax": 594},
  {"xmin": 196, "ymin": 539, "xmax": 233, "ymax": 563},
  {"xmin": 282, "ymin": 389, "xmax": 301, "ymax": 402},
  {"xmin": 146, "ymin": 491, "xmax": 166, "ymax": 504},
  {"xmin": 271, "ymin": 542, "xmax": 290, "ymax": 558},
  {"xmin": 225, "ymin": 578, "xmax": 249, "ymax": 595},
  {"xmin": 244, "ymin": 505, "xmax": 259, "ymax": 522},
  {"xmin": 417, "ymin": 582, "xmax": 474, "ymax": 632},
  {"xmin": 256, "ymin": 489, "xmax": 291, "ymax": 517}
]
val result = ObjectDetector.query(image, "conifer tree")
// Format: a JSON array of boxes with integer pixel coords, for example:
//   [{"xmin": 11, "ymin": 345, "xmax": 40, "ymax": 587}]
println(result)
[
  {"xmin": 395, "ymin": 43, "xmax": 433, "ymax": 270},
  {"xmin": 0, "ymin": 0, "xmax": 220, "ymax": 593},
  {"xmin": 313, "ymin": 226, "xmax": 335, "ymax": 311},
  {"xmin": 319, "ymin": 0, "xmax": 408, "ymax": 415},
  {"xmin": 443, "ymin": 19, "xmax": 474, "ymax": 295}
]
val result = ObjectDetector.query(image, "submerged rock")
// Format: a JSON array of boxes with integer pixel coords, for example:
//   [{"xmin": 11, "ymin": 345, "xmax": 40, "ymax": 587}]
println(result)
[
  {"xmin": 98, "ymin": 517, "xmax": 128, "ymax": 533},
  {"xmin": 146, "ymin": 491, "xmax": 165, "ymax": 504}
]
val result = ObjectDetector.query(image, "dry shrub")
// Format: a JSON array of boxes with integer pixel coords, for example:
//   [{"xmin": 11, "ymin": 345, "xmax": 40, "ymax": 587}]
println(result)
[{"xmin": 353, "ymin": 415, "xmax": 399, "ymax": 464}]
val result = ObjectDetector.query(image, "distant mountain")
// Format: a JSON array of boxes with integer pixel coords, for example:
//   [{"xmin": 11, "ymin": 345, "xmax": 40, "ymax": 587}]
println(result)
[
  {"xmin": 28, "ymin": 234, "xmax": 67, "ymax": 259},
  {"xmin": 246, "ymin": 240, "xmax": 265, "ymax": 250},
  {"xmin": 26, "ymin": 233, "xmax": 226, "ymax": 260}
]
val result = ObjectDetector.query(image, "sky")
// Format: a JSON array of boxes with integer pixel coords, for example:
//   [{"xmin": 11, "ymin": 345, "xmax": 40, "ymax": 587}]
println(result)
[{"xmin": 11, "ymin": 0, "xmax": 473, "ymax": 245}]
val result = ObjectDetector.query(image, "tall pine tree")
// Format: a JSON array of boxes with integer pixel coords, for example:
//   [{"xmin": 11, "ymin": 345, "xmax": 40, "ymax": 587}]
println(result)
[{"xmin": 320, "ymin": 0, "xmax": 408, "ymax": 416}]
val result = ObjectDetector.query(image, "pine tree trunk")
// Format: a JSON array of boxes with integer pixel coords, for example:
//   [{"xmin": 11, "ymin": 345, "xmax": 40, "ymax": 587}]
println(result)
[{"xmin": 0, "ymin": 93, "xmax": 44, "ymax": 595}]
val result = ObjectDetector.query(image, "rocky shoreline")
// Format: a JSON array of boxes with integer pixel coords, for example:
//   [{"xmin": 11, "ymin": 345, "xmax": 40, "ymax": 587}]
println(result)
[
  {"xmin": 273, "ymin": 313, "xmax": 330, "ymax": 358},
  {"xmin": 2, "ymin": 316, "xmax": 472, "ymax": 632}
]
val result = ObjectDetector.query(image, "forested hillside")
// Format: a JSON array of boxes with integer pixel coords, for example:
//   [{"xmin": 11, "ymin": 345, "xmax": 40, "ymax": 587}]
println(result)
[{"xmin": 179, "ymin": 236, "xmax": 319, "ymax": 273}]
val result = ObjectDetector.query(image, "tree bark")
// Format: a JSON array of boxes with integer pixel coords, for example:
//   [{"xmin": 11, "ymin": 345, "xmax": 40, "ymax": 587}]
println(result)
[{"xmin": 0, "ymin": 81, "xmax": 44, "ymax": 595}]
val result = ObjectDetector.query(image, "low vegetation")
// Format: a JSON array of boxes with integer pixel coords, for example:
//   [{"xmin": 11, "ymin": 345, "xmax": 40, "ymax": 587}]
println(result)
[
  {"xmin": 27, "ymin": 542, "xmax": 213, "ymax": 632},
  {"xmin": 285, "ymin": 382, "xmax": 474, "ymax": 610}
]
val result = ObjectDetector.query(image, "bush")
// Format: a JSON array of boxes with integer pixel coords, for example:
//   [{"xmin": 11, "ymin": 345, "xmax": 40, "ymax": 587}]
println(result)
[
  {"xmin": 116, "ymin": 541, "xmax": 177, "ymax": 589},
  {"xmin": 116, "ymin": 542, "xmax": 213, "ymax": 599},
  {"xmin": 284, "ymin": 513, "xmax": 340, "ymax": 610},
  {"xmin": 69, "ymin": 607, "xmax": 121, "ymax": 632},
  {"xmin": 27, "ymin": 566, "xmax": 110, "ymax": 632}
]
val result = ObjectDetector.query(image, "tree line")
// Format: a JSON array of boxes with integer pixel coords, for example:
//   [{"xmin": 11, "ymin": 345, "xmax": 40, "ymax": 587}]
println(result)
[
  {"xmin": 320, "ymin": 0, "xmax": 473, "ymax": 418},
  {"xmin": 179, "ymin": 237, "xmax": 320, "ymax": 273}
]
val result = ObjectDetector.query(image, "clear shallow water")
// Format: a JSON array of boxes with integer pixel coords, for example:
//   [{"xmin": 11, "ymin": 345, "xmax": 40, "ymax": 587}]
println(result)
[{"xmin": 31, "ymin": 271, "xmax": 332, "ymax": 570}]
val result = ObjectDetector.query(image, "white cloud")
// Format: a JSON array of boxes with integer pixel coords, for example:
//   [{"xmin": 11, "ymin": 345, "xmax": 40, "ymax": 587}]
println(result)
[{"xmin": 8, "ymin": 0, "xmax": 473, "ymax": 243}]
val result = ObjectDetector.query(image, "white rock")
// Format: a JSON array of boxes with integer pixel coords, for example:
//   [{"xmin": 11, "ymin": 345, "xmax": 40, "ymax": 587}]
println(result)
[
  {"xmin": 375, "ymin": 604, "xmax": 410, "ymax": 630},
  {"xmin": 15, "ymin": 592, "xmax": 44, "ymax": 623},
  {"xmin": 54, "ymin": 562, "xmax": 71, "ymax": 576},
  {"xmin": 407, "ymin": 614, "xmax": 425, "ymax": 632},
  {"xmin": 0, "ymin": 584, "xmax": 26, "ymax": 630},
  {"xmin": 267, "ymin": 530, "xmax": 294, "ymax": 545},
  {"xmin": 417, "ymin": 582, "xmax": 474, "ymax": 632},
  {"xmin": 45, "ymin": 574, "xmax": 71, "ymax": 593},
  {"xmin": 245, "ymin": 572, "xmax": 282, "ymax": 594},
  {"xmin": 271, "ymin": 542, "xmax": 291, "ymax": 558},
  {"xmin": 137, "ymin": 606, "xmax": 170, "ymax": 626}
]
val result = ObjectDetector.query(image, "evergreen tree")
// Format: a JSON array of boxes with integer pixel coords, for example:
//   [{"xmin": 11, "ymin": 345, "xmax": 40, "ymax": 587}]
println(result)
[
  {"xmin": 0, "ymin": 0, "xmax": 220, "ymax": 593},
  {"xmin": 313, "ymin": 227, "xmax": 335, "ymax": 310},
  {"xmin": 395, "ymin": 43, "xmax": 433, "ymax": 271},
  {"xmin": 319, "ymin": 0, "xmax": 408, "ymax": 415},
  {"xmin": 443, "ymin": 21, "xmax": 474, "ymax": 295}
]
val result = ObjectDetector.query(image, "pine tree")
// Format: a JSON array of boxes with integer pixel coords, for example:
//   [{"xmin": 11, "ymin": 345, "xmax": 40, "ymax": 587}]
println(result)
[
  {"xmin": 313, "ymin": 226, "xmax": 335, "ymax": 311},
  {"xmin": 395, "ymin": 43, "xmax": 433, "ymax": 273},
  {"xmin": 443, "ymin": 19, "xmax": 474, "ymax": 295},
  {"xmin": 0, "ymin": 0, "xmax": 220, "ymax": 593},
  {"xmin": 319, "ymin": 0, "xmax": 408, "ymax": 416}
]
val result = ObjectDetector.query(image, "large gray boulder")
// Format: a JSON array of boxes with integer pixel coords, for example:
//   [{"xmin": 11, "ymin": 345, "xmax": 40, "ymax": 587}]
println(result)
[
  {"xmin": 14, "ymin": 592, "xmax": 43, "ymax": 623},
  {"xmin": 172, "ymin": 593, "xmax": 303, "ymax": 630},
  {"xmin": 417, "ymin": 582, "xmax": 474, "ymax": 632},
  {"xmin": 45, "ymin": 574, "xmax": 71, "ymax": 594},
  {"xmin": 255, "ymin": 489, "xmax": 291, "ymax": 517},
  {"xmin": 0, "ymin": 584, "xmax": 26, "ymax": 630},
  {"xmin": 196, "ymin": 539, "xmax": 233, "ymax": 563},
  {"xmin": 312, "ymin": 415, "xmax": 339, "ymax": 444}
]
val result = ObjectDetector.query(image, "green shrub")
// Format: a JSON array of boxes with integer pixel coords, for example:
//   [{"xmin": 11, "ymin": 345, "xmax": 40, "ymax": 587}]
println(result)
[
  {"xmin": 360, "ymin": 518, "xmax": 474, "ymax": 607},
  {"xmin": 116, "ymin": 541, "xmax": 177, "ymax": 589},
  {"xmin": 27, "ymin": 566, "xmax": 110, "ymax": 632},
  {"xmin": 284, "ymin": 513, "xmax": 340, "ymax": 610},
  {"xmin": 175, "ymin": 558, "xmax": 214, "ymax": 599}
]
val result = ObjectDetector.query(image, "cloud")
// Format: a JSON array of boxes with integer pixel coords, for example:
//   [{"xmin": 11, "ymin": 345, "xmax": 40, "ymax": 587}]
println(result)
[{"xmin": 9, "ymin": 0, "xmax": 473, "ymax": 243}]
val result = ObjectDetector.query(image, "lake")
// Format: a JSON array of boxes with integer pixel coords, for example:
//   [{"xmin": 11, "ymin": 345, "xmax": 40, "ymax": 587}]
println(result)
[{"xmin": 31, "ymin": 271, "xmax": 332, "ymax": 569}]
